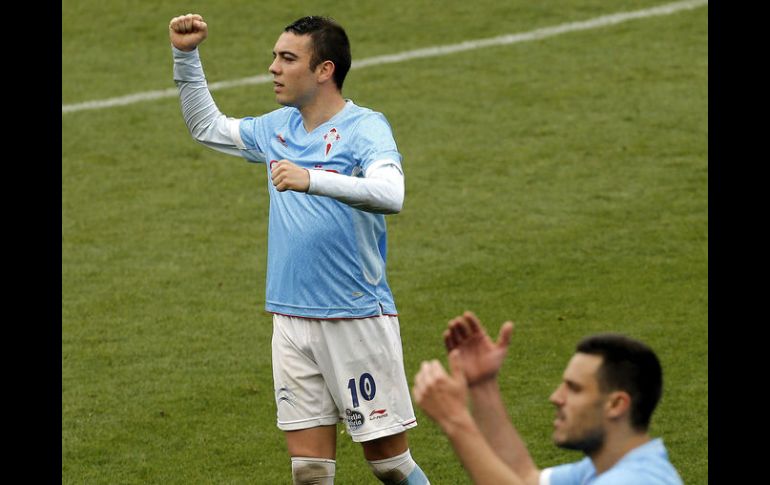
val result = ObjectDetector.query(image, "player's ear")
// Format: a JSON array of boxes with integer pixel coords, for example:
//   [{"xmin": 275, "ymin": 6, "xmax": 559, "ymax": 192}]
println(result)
[
  {"xmin": 316, "ymin": 60, "xmax": 336, "ymax": 83},
  {"xmin": 605, "ymin": 390, "xmax": 631, "ymax": 420}
]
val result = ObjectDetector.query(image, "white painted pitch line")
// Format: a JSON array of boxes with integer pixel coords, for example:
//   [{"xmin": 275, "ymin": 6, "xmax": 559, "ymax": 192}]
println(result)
[{"xmin": 62, "ymin": 0, "xmax": 707, "ymax": 114}]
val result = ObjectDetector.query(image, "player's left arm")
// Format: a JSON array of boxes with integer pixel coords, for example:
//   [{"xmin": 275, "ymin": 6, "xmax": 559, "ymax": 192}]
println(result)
[
  {"xmin": 270, "ymin": 160, "xmax": 403, "ymax": 214},
  {"xmin": 270, "ymin": 112, "xmax": 404, "ymax": 214}
]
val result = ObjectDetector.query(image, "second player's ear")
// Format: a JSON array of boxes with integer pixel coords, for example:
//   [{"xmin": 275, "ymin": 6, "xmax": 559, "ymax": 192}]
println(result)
[{"xmin": 605, "ymin": 390, "xmax": 631, "ymax": 420}]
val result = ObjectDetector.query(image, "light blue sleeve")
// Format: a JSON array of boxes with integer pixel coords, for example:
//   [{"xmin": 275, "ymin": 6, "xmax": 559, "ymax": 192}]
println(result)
[
  {"xmin": 591, "ymin": 462, "xmax": 684, "ymax": 485},
  {"xmin": 352, "ymin": 112, "xmax": 402, "ymax": 173},
  {"xmin": 544, "ymin": 455, "xmax": 683, "ymax": 485},
  {"xmin": 543, "ymin": 458, "xmax": 595, "ymax": 485},
  {"xmin": 238, "ymin": 117, "xmax": 268, "ymax": 164}
]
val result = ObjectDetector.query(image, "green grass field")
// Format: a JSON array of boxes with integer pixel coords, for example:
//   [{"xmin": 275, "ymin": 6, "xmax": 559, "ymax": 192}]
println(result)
[{"xmin": 62, "ymin": 1, "xmax": 708, "ymax": 483}]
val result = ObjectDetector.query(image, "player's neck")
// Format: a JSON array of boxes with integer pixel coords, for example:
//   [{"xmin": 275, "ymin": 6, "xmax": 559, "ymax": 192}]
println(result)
[
  {"xmin": 299, "ymin": 92, "xmax": 347, "ymax": 133},
  {"xmin": 589, "ymin": 431, "xmax": 650, "ymax": 474}
]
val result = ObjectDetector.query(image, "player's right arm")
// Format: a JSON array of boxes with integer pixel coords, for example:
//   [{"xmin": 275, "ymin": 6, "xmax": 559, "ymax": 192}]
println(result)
[{"xmin": 169, "ymin": 14, "xmax": 255, "ymax": 159}]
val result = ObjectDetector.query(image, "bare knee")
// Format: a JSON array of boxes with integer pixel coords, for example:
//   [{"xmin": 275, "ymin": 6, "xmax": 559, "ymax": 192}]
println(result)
[{"xmin": 361, "ymin": 432, "xmax": 409, "ymax": 461}]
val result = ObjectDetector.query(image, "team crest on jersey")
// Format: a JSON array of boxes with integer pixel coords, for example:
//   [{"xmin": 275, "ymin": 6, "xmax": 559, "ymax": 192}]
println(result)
[{"xmin": 323, "ymin": 128, "xmax": 341, "ymax": 158}]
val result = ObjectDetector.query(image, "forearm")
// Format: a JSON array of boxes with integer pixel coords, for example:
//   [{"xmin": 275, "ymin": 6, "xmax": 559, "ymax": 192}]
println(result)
[
  {"xmin": 469, "ymin": 380, "xmax": 539, "ymax": 481},
  {"xmin": 440, "ymin": 409, "xmax": 528, "ymax": 485},
  {"xmin": 172, "ymin": 46, "xmax": 243, "ymax": 156},
  {"xmin": 307, "ymin": 160, "xmax": 404, "ymax": 214}
]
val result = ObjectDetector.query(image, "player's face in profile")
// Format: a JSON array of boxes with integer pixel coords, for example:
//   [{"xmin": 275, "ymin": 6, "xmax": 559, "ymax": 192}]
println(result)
[
  {"xmin": 548, "ymin": 353, "xmax": 608, "ymax": 454},
  {"xmin": 269, "ymin": 32, "xmax": 319, "ymax": 108}
]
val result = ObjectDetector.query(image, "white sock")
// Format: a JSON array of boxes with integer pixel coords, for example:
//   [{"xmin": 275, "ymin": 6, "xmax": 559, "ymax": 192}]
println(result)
[
  {"xmin": 367, "ymin": 449, "xmax": 418, "ymax": 484},
  {"xmin": 291, "ymin": 457, "xmax": 336, "ymax": 485}
]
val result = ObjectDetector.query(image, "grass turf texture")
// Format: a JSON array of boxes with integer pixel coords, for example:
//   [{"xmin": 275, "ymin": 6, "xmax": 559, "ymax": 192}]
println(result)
[{"xmin": 63, "ymin": 1, "xmax": 707, "ymax": 483}]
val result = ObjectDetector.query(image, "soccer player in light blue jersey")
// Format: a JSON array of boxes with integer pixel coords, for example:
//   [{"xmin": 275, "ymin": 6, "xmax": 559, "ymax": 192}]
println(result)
[
  {"xmin": 413, "ymin": 312, "xmax": 683, "ymax": 485},
  {"xmin": 169, "ymin": 13, "xmax": 429, "ymax": 485}
]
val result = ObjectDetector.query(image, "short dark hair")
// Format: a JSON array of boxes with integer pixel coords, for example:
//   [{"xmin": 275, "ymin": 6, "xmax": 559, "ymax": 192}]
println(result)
[
  {"xmin": 576, "ymin": 334, "xmax": 663, "ymax": 431},
  {"xmin": 284, "ymin": 16, "xmax": 351, "ymax": 90}
]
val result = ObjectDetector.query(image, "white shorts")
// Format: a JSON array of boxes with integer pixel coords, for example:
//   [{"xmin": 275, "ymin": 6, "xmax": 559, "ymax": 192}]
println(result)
[{"xmin": 271, "ymin": 313, "xmax": 418, "ymax": 442}]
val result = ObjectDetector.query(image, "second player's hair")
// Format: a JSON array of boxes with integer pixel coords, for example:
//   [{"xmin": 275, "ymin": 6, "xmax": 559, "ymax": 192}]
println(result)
[{"xmin": 284, "ymin": 16, "xmax": 351, "ymax": 90}]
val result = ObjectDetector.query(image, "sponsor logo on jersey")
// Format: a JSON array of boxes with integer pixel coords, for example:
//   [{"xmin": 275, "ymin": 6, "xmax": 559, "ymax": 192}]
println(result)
[
  {"xmin": 369, "ymin": 408, "xmax": 389, "ymax": 420},
  {"xmin": 323, "ymin": 128, "xmax": 341, "ymax": 158},
  {"xmin": 309, "ymin": 162, "xmax": 339, "ymax": 174},
  {"xmin": 346, "ymin": 408, "xmax": 365, "ymax": 431},
  {"xmin": 276, "ymin": 133, "xmax": 288, "ymax": 147}
]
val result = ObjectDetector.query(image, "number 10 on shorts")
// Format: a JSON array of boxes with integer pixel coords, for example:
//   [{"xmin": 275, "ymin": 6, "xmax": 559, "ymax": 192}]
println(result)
[{"xmin": 347, "ymin": 373, "xmax": 376, "ymax": 408}]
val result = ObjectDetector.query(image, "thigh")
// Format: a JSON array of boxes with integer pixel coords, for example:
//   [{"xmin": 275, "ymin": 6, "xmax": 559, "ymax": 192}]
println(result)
[{"xmin": 284, "ymin": 425, "xmax": 338, "ymax": 459}]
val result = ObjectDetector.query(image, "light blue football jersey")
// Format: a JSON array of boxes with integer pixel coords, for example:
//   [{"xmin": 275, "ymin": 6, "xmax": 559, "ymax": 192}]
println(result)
[
  {"xmin": 543, "ymin": 438, "xmax": 683, "ymax": 485},
  {"xmin": 238, "ymin": 100, "xmax": 402, "ymax": 319}
]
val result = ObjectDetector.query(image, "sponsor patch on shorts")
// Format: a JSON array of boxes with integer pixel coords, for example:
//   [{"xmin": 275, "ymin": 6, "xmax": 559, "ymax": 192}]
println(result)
[{"xmin": 346, "ymin": 409, "xmax": 365, "ymax": 431}]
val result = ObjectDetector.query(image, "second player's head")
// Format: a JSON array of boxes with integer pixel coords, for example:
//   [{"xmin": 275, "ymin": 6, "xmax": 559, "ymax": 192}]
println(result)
[
  {"xmin": 575, "ymin": 333, "xmax": 663, "ymax": 432},
  {"xmin": 548, "ymin": 333, "xmax": 663, "ymax": 455}
]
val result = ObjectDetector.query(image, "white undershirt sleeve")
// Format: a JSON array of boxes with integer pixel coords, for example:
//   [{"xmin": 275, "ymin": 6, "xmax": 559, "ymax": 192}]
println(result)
[
  {"xmin": 172, "ymin": 46, "xmax": 245, "ymax": 157},
  {"xmin": 307, "ymin": 159, "xmax": 404, "ymax": 214}
]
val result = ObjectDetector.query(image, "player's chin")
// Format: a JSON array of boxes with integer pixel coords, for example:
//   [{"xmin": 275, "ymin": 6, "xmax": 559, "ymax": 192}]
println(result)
[
  {"xmin": 275, "ymin": 95, "xmax": 299, "ymax": 108},
  {"xmin": 551, "ymin": 427, "xmax": 568, "ymax": 445}
]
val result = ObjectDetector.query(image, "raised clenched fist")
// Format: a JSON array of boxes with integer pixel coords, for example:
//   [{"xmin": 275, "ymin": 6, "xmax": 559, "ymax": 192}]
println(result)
[{"xmin": 169, "ymin": 13, "xmax": 208, "ymax": 52}]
